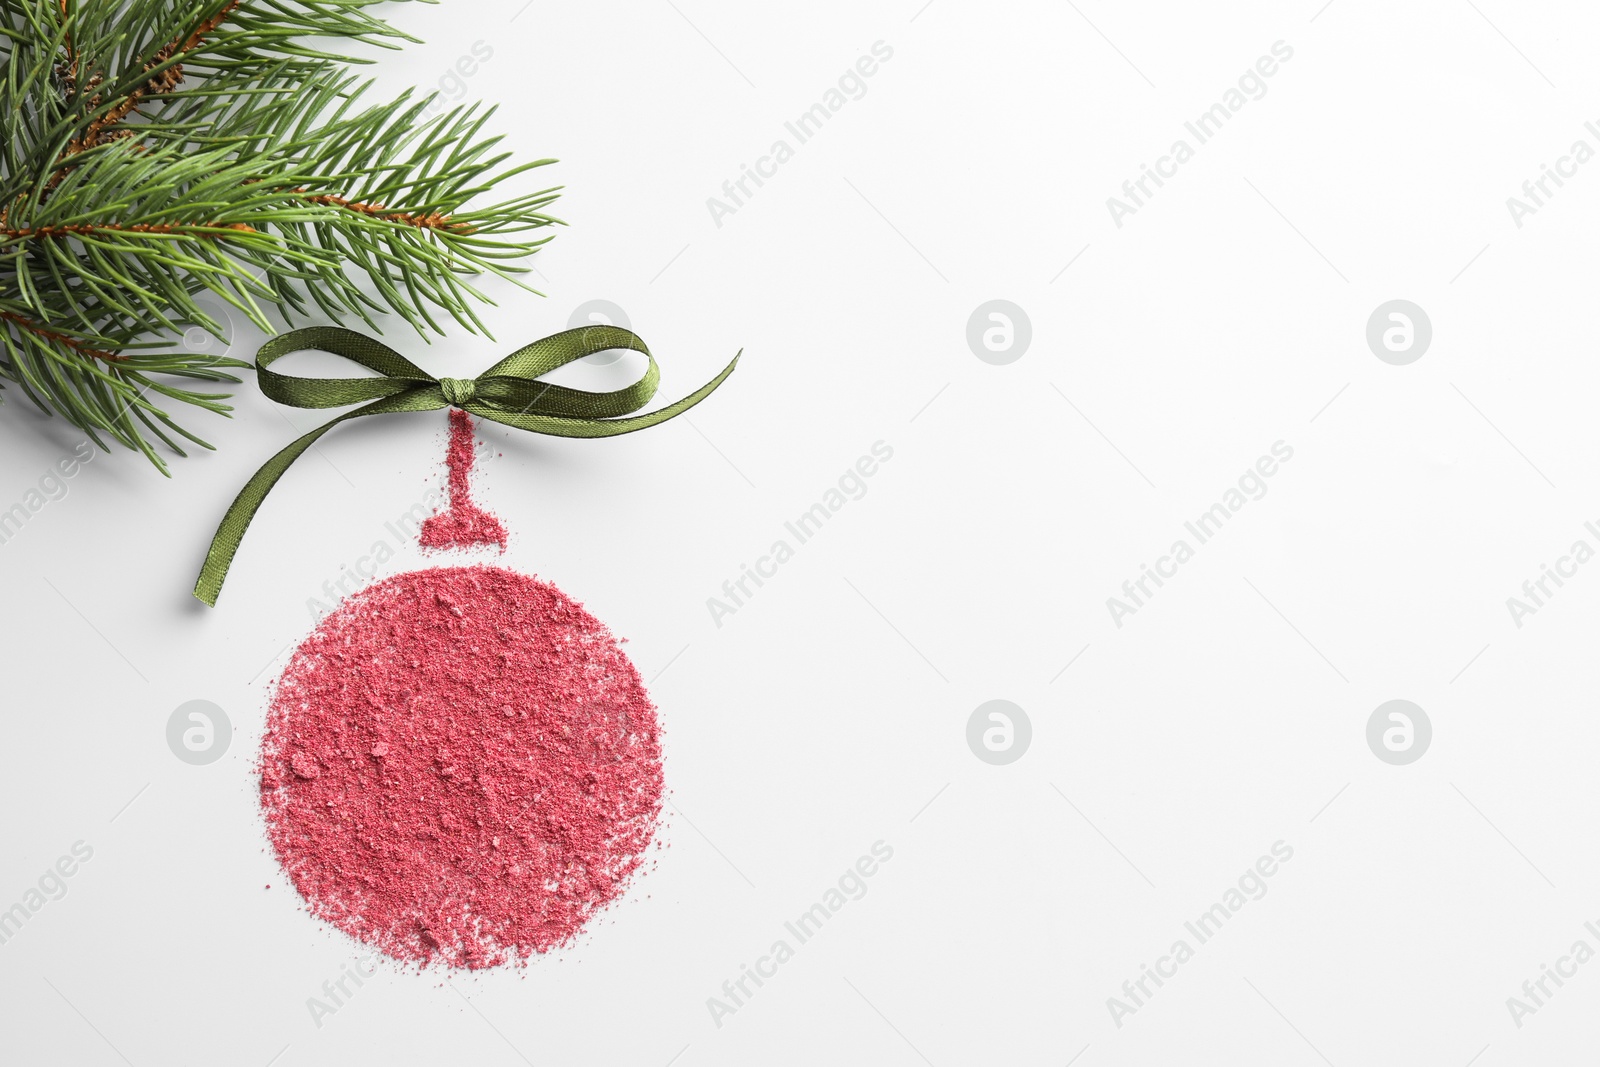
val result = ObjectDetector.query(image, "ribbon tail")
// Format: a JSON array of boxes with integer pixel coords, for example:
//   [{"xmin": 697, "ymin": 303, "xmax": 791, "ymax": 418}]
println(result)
[
  {"xmin": 617, "ymin": 350, "xmax": 742, "ymax": 432},
  {"xmin": 193, "ymin": 394, "xmax": 432, "ymax": 606}
]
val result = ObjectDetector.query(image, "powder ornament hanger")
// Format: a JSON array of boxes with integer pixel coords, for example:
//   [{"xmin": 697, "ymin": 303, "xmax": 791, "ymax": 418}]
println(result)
[{"xmin": 208, "ymin": 325, "xmax": 739, "ymax": 969}]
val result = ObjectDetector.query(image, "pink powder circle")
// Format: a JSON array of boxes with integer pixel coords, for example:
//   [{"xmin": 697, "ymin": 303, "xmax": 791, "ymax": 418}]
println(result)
[{"xmin": 260, "ymin": 564, "xmax": 663, "ymax": 969}]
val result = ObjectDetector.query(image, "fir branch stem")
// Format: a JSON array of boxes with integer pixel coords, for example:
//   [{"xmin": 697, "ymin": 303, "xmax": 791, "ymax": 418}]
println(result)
[
  {"xmin": 294, "ymin": 189, "xmax": 473, "ymax": 232},
  {"xmin": 1, "ymin": 221, "xmax": 255, "ymax": 240},
  {"xmin": 52, "ymin": 1, "xmax": 242, "ymax": 180},
  {"xmin": 0, "ymin": 308, "xmax": 125, "ymax": 362}
]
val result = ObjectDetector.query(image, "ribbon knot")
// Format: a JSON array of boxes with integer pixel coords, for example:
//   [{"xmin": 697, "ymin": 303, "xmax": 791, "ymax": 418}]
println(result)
[
  {"xmin": 438, "ymin": 377, "xmax": 476, "ymax": 406},
  {"xmin": 193, "ymin": 324, "xmax": 740, "ymax": 606}
]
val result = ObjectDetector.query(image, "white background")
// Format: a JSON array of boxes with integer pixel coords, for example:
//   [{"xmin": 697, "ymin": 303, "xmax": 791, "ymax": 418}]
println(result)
[{"xmin": 4, "ymin": 1, "xmax": 1600, "ymax": 1063}]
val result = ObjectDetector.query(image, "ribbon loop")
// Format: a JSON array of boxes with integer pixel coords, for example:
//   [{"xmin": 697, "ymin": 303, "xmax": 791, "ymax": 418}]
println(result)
[{"xmin": 193, "ymin": 325, "xmax": 740, "ymax": 606}]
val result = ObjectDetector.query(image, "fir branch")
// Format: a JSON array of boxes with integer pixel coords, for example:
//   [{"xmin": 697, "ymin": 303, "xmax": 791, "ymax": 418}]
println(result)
[{"xmin": 0, "ymin": 0, "xmax": 560, "ymax": 469}]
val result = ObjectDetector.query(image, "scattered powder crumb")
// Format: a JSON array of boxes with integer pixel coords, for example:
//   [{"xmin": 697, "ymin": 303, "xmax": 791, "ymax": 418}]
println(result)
[{"xmin": 260, "ymin": 564, "xmax": 663, "ymax": 969}]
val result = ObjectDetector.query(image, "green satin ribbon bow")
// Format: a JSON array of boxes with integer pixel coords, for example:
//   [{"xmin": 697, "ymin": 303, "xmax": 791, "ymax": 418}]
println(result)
[{"xmin": 193, "ymin": 324, "xmax": 740, "ymax": 606}]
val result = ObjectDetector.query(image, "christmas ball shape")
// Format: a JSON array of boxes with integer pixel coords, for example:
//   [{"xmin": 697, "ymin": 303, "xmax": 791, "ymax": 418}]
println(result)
[{"xmin": 259, "ymin": 563, "xmax": 663, "ymax": 969}]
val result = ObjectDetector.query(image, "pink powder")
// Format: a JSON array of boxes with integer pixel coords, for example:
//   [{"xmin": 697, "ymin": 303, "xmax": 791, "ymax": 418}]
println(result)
[
  {"xmin": 260, "ymin": 564, "xmax": 663, "ymax": 969},
  {"xmin": 420, "ymin": 409, "xmax": 507, "ymax": 550}
]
